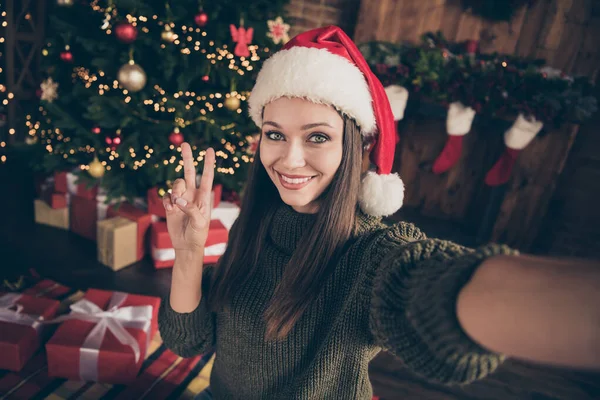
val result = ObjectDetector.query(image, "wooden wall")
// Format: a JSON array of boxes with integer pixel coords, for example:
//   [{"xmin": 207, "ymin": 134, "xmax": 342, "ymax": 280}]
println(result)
[
  {"xmin": 286, "ymin": 0, "xmax": 361, "ymax": 38},
  {"xmin": 354, "ymin": 0, "xmax": 600, "ymax": 257},
  {"xmin": 354, "ymin": 0, "xmax": 600, "ymax": 78}
]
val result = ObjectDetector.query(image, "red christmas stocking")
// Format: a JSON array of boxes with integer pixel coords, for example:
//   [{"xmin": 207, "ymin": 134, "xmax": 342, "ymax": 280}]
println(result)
[
  {"xmin": 485, "ymin": 114, "xmax": 543, "ymax": 186},
  {"xmin": 432, "ymin": 102, "xmax": 476, "ymax": 174},
  {"xmin": 432, "ymin": 135, "xmax": 464, "ymax": 174},
  {"xmin": 484, "ymin": 148, "xmax": 520, "ymax": 186}
]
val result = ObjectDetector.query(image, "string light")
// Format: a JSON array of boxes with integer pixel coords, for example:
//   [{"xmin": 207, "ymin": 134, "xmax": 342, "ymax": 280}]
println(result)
[{"xmin": 23, "ymin": 1, "xmax": 261, "ymax": 177}]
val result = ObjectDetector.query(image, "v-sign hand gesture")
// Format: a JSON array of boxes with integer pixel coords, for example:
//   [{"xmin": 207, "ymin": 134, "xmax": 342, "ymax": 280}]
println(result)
[{"xmin": 163, "ymin": 143, "xmax": 216, "ymax": 260}]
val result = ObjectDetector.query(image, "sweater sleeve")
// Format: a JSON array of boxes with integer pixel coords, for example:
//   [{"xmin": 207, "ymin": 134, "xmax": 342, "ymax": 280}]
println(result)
[
  {"xmin": 367, "ymin": 222, "xmax": 518, "ymax": 385},
  {"xmin": 158, "ymin": 266, "xmax": 216, "ymax": 358}
]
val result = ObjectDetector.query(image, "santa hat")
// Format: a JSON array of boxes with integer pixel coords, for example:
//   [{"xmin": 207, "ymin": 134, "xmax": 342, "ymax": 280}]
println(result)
[{"xmin": 248, "ymin": 25, "xmax": 404, "ymax": 217}]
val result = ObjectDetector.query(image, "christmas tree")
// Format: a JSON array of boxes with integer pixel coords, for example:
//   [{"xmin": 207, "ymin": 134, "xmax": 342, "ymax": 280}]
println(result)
[{"xmin": 25, "ymin": 0, "xmax": 291, "ymax": 201}]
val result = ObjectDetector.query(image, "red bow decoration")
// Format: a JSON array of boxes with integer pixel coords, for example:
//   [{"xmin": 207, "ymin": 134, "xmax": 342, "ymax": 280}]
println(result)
[{"xmin": 230, "ymin": 24, "xmax": 254, "ymax": 57}]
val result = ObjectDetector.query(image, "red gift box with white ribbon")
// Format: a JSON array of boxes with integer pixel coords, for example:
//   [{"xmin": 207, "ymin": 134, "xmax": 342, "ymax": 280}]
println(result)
[
  {"xmin": 151, "ymin": 219, "xmax": 228, "ymax": 268},
  {"xmin": 0, "ymin": 292, "xmax": 60, "ymax": 371},
  {"xmin": 45, "ymin": 289, "xmax": 160, "ymax": 384}
]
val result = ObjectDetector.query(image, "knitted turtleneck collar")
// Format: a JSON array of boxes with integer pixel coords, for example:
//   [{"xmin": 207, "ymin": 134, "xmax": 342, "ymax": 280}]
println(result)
[{"xmin": 268, "ymin": 202, "xmax": 383, "ymax": 255}]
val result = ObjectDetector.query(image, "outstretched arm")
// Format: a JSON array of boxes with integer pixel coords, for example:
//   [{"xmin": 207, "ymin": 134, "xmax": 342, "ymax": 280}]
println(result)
[{"xmin": 457, "ymin": 254, "xmax": 600, "ymax": 370}]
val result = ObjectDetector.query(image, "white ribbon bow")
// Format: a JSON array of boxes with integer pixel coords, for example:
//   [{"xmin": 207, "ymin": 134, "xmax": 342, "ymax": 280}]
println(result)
[
  {"xmin": 0, "ymin": 293, "xmax": 44, "ymax": 332},
  {"xmin": 55, "ymin": 292, "xmax": 153, "ymax": 382}
]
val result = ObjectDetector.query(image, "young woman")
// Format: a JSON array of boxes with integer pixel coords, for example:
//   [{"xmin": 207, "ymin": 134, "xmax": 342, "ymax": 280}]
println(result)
[{"xmin": 158, "ymin": 26, "xmax": 600, "ymax": 399}]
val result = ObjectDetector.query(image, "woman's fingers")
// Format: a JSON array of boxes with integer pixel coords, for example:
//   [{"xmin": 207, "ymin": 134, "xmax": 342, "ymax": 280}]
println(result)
[
  {"xmin": 174, "ymin": 198, "xmax": 207, "ymax": 231},
  {"xmin": 181, "ymin": 143, "xmax": 197, "ymax": 190},
  {"xmin": 171, "ymin": 178, "xmax": 186, "ymax": 199},
  {"xmin": 162, "ymin": 192, "xmax": 174, "ymax": 212},
  {"xmin": 196, "ymin": 147, "xmax": 216, "ymax": 208}
]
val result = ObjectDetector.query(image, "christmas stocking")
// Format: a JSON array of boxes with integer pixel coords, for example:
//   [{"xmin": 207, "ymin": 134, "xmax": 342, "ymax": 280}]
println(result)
[
  {"xmin": 485, "ymin": 114, "xmax": 543, "ymax": 186},
  {"xmin": 384, "ymin": 85, "xmax": 409, "ymax": 121},
  {"xmin": 432, "ymin": 102, "xmax": 476, "ymax": 174},
  {"xmin": 385, "ymin": 85, "xmax": 409, "ymax": 145}
]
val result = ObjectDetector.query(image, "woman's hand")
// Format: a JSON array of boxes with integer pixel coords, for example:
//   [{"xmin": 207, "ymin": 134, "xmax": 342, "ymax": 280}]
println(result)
[{"xmin": 163, "ymin": 143, "xmax": 216, "ymax": 261}]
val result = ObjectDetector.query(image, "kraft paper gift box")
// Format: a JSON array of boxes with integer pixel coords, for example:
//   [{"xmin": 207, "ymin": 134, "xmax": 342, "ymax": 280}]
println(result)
[
  {"xmin": 34, "ymin": 199, "xmax": 69, "ymax": 229},
  {"xmin": 97, "ymin": 217, "xmax": 138, "ymax": 271},
  {"xmin": 45, "ymin": 289, "xmax": 160, "ymax": 384},
  {"xmin": 147, "ymin": 183, "xmax": 224, "ymax": 219},
  {"xmin": 107, "ymin": 203, "xmax": 152, "ymax": 261},
  {"xmin": 151, "ymin": 219, "xmax": 229, "ymax": 268},
  {"xmin": 0, "ymin": 292, "xmax": 60, "ymax": 371}
]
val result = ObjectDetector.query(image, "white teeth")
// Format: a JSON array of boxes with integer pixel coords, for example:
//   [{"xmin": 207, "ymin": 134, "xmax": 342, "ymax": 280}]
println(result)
[{"xmin": 280, "ymin": 173, "xmax": 312, "ymax": 184}]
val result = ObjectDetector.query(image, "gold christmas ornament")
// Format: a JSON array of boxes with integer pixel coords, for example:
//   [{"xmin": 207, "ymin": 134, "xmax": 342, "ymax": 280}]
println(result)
[
  {"xmin": 117, "ymin": 61, "xmax": 147, "ymax": 92},
  {"xmin": 224, "ymin": 95, "xmax": 241, "ymax": 111},
  {"xmin": 88, "ymin": 157, "xmax": 105, "ymax": 178},
  {"xmin": 161, "ymin": 25, "xmax": 177, "ymax": 42},
  {"xmin": 57, "ymin": 0, "xmax": 74, "ymax": 6}
]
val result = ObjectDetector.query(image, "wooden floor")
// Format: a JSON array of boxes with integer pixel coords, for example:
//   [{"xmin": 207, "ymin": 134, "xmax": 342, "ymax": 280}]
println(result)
[{"xmin": 1, "ymin": 158, "xmax": 599, "ymax": 400}]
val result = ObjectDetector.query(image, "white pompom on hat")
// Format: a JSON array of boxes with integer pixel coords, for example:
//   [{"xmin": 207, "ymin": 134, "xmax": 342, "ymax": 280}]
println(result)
[{"xmin": 248, "ymin": 26, "xmax": 404, "ymax": 217}]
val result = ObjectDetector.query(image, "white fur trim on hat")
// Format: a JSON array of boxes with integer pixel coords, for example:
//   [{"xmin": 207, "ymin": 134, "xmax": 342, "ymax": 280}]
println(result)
[
  {"xmin": 358, "ymin": 171, "xmax": 404, "ymax": 217},
  {"xmin": 384, "ymin": 85, "xmax": 409, "ymax": 121},
  {"xmin": 446, "ymin": 102, "xmax": 476, "ymax": 136},
  {"xmin": 504, "ymin": 113, "xmax": 544, "ymax": 150},
  {"xmin": 248, "ymin": 46, "xmax": 376, "ymax": 135}
]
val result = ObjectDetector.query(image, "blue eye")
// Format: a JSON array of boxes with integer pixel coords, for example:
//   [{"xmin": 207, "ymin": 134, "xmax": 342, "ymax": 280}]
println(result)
[
  {"xmin": 309, "ymin": 133, "xmax": 329, "ymax": 143},
  {"xmin": 265, "ymin": 131, "xmax": 284, "ymax": 141}
]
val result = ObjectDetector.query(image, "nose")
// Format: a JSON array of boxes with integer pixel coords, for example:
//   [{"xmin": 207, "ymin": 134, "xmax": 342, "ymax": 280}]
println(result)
[{"xmin": 280, "ymin": 141, "xmax": 306, "ymax": 170}]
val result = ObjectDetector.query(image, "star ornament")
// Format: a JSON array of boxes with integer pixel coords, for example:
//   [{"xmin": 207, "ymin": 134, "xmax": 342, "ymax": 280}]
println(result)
[
  {"xmin": 40, "ymin": 78, "xmax": 59, "ymax": 103},
  {"xmin": 267, "ymin": 16, "xmax": 290, "ymax": 45}
]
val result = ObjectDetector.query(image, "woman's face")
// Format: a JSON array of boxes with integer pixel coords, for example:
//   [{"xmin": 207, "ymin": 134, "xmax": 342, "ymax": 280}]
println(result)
[{"xmin": 260, "ymin": 97, "xmax": 344, "ymax": 214}]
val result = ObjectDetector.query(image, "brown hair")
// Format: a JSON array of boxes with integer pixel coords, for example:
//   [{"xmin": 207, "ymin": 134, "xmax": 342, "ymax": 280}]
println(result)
[{"xmin": 208, "ymin": 114, "xmax": 364, "ymax": 340}]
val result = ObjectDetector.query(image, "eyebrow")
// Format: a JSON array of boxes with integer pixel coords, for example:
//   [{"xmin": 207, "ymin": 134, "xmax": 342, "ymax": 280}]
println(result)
[{"xmin": 262, "ymin": 121, "xmax": 334, "ymax": 130}]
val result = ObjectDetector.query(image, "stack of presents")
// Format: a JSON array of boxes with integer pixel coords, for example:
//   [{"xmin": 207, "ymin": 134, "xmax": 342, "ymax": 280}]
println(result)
[
  {"xmin": 33, "ymin": 170, "xmax": 240, "ymax": 271},
  {"xmin": 0, "ymin": 281, "xmax": 162, "ymax": 382},
  {"xmin": 0, "ymin": 272, "xmax": 217, "ymax": 398}
]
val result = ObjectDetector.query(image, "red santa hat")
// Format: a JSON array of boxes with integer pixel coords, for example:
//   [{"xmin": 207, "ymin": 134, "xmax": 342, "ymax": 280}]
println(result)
[{"xmin": 248, "ymin": 25, "xmax": 404, "ymax": 217}]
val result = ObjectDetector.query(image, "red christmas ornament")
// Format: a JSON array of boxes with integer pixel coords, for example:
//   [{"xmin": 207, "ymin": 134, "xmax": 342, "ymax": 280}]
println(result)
[
  {"xmin": 194, "ymin": 11, "xmax": 209, "ymax": 27},
  {"xmin": 92, "ymin": 126, "xmax": 101, "ymax": 134},
  {"xmin": 114, "ymin": 22, "xmax": 138, "ymax": 44},
  {"xmin": 105, "ymin": 137, "xmax": 113, "ymax": 145},
  {"xmin": 169, "ymin": 128, "xmax": 184, "ymax": 146},
  {"xmin": 202, "ymin": 75, "xmax": 210, "ymax": 82},
  {"xmin": 112, "ymin": 136, "xmax": 122, "ymax": 145},
  {"xmin": 60, "ymin": 50, "xmax": 73, "ymax": 63}
]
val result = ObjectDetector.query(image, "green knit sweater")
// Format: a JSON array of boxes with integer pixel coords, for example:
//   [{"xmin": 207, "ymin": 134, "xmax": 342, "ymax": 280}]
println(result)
[{"xmin": 158, "ymin": 204, "xmax": 516, "ymax": 399}]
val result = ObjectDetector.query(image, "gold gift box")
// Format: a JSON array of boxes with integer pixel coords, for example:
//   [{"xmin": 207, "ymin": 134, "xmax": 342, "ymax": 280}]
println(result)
[
  {"xmin": 34, "ymin": 199, "xmax": 69, "ymax": 229},
  {"xmin": 97, "ymin": 217, "xmax": 138, "ymax": 271}
]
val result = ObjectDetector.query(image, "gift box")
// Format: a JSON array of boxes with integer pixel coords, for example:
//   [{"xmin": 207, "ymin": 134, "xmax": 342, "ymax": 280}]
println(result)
[
  {"xmin": 54, "ymin": 171, "xmax": 97, "ymax": 199},
  {"xmin": 70, "ymin": 195, "xmax": 98, "ymax": 241},
  {"xmin": 151, "ymin": 219, "xmax": 228, "ymax": 268},
  {"xmin": 0, "ymin": 292, "xmax": 60, "ymax": 371},
  {"xmin": 107, "ymin": 203, "xmax": 152, "ymax": 261},
  {"xmin": 76, "ymin": 183, "xmax": 98, "ymax": 200},
  {"xmin": 23, "ymin": 279, "xmax": 71, "ymax": 300},
  {"xmin": 211, "ymin": 201, "xmax": 240, "ymax": 230},
  {"xmin": 54, "ymin": 171, "xmax": 77, "ymax": 194},
  {"xmin": 147, "ymin": 184, "xmax": 224, "ymax": 219},
  {"xmin": 46, "ymin": 289, "xmax": 160, "ymax": 383},
  {"xmin": 34, "ymin": 199, "xmax": 69, "ymax": 229},
  {"xmin": 43, "ymin": 190, "xmax": 68, "ymax": 209},
  {"xmin": 97, "ymin": 217, "xmax": 138, "ymax": 271}
]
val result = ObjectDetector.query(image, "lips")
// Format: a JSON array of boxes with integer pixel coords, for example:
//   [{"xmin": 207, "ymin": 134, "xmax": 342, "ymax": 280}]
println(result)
[{"xmin": 276, "ymin": 171, "xmax": 315, "ymax": 190}]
